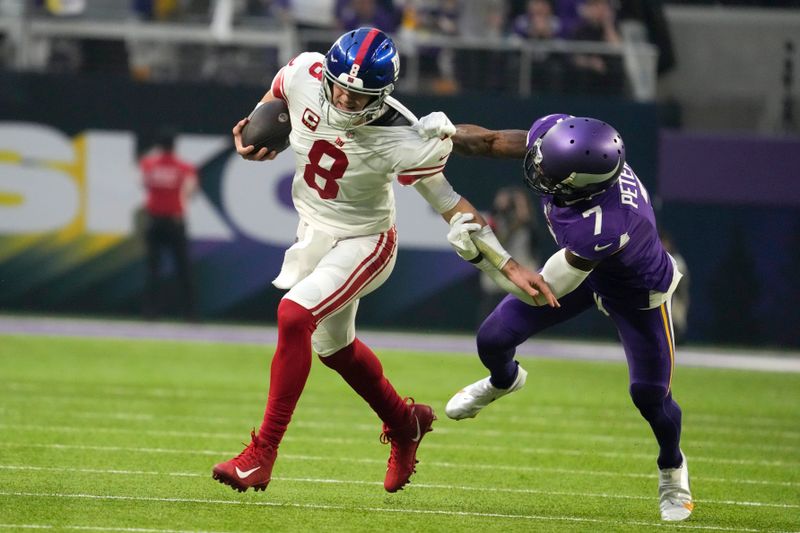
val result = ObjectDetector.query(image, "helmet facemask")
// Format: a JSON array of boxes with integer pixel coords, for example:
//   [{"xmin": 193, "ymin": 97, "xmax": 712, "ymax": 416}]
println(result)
[
  {"xmin": 320, "ymin": 61, "xmax": 394, "ymax": 131},
  {"xmin": 523, "ymin": 137, "xmax": 580, "ymax": 199},
  {"xmin": 320, "ymin": 28, "xmax": 399, "ymax": 131}
]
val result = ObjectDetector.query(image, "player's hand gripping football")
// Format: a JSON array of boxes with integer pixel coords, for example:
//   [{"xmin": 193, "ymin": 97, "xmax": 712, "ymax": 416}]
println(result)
[
  {"xmin": 415, "ymin": 112, "xmax": 457, "ymax": 140},
  {"xmin": 232, "ymin": 118, "xmax": 279, "ymax": 161}
]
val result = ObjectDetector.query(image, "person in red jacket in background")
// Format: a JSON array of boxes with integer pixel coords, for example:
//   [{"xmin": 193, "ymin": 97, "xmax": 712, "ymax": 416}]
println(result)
[{"xmin": 140, "ymin": 128, "xmax": 198, "ymax": 321}]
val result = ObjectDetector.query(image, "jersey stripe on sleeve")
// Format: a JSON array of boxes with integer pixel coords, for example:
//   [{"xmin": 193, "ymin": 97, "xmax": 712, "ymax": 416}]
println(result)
[
  {"xmin": 397, "ymin": 162, "xmax": 447, "ymax": 185},
  {"xmin": 271, "ymin": 67, "xmax": 287, "ymax": 101}
]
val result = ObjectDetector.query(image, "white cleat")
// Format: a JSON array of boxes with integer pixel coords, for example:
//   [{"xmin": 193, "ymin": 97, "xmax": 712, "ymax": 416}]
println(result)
[
  {"xmin": 445, "ymin": 366, "xmax": 528, "ymax": 420},
  {"xmin": 658, "ymin": 452, "xmax": 694, "ymax": 521}
]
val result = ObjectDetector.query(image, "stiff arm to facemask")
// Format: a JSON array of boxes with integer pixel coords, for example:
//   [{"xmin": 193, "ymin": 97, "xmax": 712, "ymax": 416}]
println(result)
[{"xmin": 414, "ymin": 112, "xmax": 457, "ymax": 140}]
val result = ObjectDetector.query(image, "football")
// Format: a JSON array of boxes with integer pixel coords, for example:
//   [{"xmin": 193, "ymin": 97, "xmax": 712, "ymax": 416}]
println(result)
[{"xmin": 241, "ymin": 99, "xmax": 292, "ymax": 154}]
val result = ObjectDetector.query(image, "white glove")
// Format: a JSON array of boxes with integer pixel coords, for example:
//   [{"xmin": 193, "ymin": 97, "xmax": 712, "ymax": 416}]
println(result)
[
  {"xmin": 447, "ymin": 212, "xmax": 482, "ymax": 260},
  {"xmin": 414, "ymin": 111, "xmax": 456, "ymax": 140}
]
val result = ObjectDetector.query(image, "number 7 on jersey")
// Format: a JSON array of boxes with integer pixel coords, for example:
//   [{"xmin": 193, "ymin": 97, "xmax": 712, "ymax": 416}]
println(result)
[{"xmin": 582, "ymin": 205, "xmax": 603, "ymax": 236}]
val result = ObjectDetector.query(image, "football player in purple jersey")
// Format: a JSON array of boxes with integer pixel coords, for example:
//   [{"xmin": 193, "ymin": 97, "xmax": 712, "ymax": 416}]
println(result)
[{"xmin": 418, "ymin": 112, "xmax": 693, "ymax": 521}]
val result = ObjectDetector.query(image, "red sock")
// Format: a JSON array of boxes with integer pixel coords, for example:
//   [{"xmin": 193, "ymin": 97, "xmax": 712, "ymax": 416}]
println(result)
[
  {"xmin": 258, "ymin": 299, "xmax": 315, "ymax": 449},
  {"xmin": 319, "ymin": 338, "xmax": 410, "ymax": 428}
]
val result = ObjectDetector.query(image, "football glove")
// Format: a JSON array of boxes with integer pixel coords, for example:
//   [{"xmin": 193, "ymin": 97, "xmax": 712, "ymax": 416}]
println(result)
[
  {"xmin": 447, "ymin": 212, "xmax": 482, "ymax": 261},
  {"xmin": 415, "ymin": 111, "xmax": 457, "ymax": 140}
]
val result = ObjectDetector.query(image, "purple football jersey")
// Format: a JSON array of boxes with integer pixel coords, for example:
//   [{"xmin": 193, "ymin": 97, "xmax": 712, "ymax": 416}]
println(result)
[{"xmin": 541, "ymin": 163, "xmax": 674, "ymax": 308}]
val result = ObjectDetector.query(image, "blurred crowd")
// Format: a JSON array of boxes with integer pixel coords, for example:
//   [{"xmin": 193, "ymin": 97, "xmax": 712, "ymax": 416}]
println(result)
[
  {"xmin": 113, "ymin": 0, "xmax": 800, "ymax": 29},
  {"xmin": 18, "ymin": 0, "xmax": 671, "ymax": 97},
  {"xmin": 7, "ymin": 0, "xmax": 794, "ymax": 95}
]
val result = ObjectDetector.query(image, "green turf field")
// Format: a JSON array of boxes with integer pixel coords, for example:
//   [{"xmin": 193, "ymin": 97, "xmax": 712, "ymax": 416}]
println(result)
[{"xmin": 1, "ymin": 334, "xmax": 798, "ymax": 532}]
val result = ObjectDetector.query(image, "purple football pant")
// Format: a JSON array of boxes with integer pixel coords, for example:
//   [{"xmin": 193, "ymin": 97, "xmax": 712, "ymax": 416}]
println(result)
[{"xmin": 477, "ymin": 283, "xmax": 683, "ymax": 469}]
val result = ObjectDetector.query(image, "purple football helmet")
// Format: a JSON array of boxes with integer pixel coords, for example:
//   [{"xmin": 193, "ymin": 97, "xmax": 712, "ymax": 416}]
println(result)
[
  {"xmin": 523, "ymin": 116, "xmax": 626, "ymax": 201},
  {"xmin": 321, "ymin": 27, "xmax": 399, "ymax": 130}
]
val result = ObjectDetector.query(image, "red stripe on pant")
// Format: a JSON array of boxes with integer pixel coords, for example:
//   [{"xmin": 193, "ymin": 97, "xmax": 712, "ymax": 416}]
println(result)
[
  {"xmin": 312, "ymin": 227, "xmax": 397, "ymax": 321},
  {"xmin": 311, "ymin": 232, "xmax": 386, "ymax": 316}
]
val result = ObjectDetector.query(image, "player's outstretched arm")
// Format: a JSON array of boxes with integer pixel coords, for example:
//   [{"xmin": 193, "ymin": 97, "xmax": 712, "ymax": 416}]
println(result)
[
  {"xmin": 442, "ymin": 198, "xmax": 558, "ymax": 308},
  {"xmin": 411, "ymin": 173, "xmax": 557, "ymax": 306},
  {"xmin": 232, "ymin": 90, "xmax": 280, "ymax": 162},
  {"xmin": 451, "ymin": 125, "xmax": 528, "ymax": 159},
  {"xmin": 414, "ymin": 113, "xmax": 527, "ymax": 159}
]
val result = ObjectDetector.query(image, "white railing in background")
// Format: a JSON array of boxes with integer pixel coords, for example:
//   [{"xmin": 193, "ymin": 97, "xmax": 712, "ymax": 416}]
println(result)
[
  {"xmin": 297, "ymin": 28, "xmax": 658, "ymax": 100},
  {"xmin": 0, "ymin": 10, "xmax": 658, "ymax": 101}
]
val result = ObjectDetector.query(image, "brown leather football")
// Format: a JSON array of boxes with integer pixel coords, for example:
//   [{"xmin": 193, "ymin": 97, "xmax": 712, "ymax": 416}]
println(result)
[{"xmin": 241, "ymin": 99, "xmax": 292, "ymax": 154}]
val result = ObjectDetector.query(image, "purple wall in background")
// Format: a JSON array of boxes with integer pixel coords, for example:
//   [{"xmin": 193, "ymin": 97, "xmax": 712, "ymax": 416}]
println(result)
[
  {"xmin": 656, "ymin": 130, "xmax": 800, "ymax": 348},
  {"xmin": 658, "ymin": 131, "xmax": 800, "ymax": 206}
]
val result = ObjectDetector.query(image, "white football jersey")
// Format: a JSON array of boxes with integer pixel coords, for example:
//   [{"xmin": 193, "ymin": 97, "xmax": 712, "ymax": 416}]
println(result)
[{"xmin": 270, "ymin": 52, "xmax": 453, "ymax": 238}]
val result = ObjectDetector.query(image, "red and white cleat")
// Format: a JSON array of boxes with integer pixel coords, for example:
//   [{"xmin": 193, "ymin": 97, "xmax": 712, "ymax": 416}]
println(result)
[
  {"xmin": 212, "ymin": 430, "xmax": 277, "ymax": 493},
  {"xmin": 381, "ymin": 399, "xmax": 436, "ymax": 493}
]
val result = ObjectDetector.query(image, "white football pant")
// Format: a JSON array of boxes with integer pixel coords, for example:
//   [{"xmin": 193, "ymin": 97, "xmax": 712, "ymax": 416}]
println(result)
[{"xmin": 283, "ymin": 226, "xmax": 397, "ymax": 356}]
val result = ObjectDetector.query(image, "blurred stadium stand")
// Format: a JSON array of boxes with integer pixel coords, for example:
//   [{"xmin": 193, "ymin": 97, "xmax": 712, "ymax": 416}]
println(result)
[
  {"xmin": 0, "ymin": 0, "xmax": 659, "ymax": 99},
  {"xmin": 1, "ymin": 0, "xmax": 799, "ymax": 349},
  {"xmin": 0, "ymin": 1, "xmax": 797, "ymax": 131},
  {"xmin": 662, "ymin": 4, "xmax": 800, "ymax": 133}
]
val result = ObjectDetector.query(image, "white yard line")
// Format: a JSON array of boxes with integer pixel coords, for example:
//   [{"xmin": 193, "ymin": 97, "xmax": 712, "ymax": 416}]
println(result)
[
  {"xmin": 0, "ymin": 443, "xmax": 797, "ymax": 488},
  {"xmin": 0, "ymin": 491, "xmax": 781, "ymax": 533},
  {"xmin": 6, "ymin": 384, "xmax": 797, "ymax": 432},
  {"xmin": 4, "ymin": 398, "xmax": 800, "ymax": 450},
  {"xmin": 0, "ymin": 439, "xmax": 800, "ymax": 469},
  {"xmin": 0, "ymin": 465, "xmax": 797, "ymax": 510},
  {"xmin": 2, "ymin": 314, "xmax": 799, "ymax": 372},
  {"xmin": 4, "ymin": 394, "xmax": 799, "ymax": 447},
  {"xmin": 22, "ymin": 422, "xmax": 799, "ymax": 458},
  {"xmin": 0, "ymin": 400, "xmax": 800, "ymax": 432},
  {"xmin": 0, "ymin": 420, "xmax": 800, "ymax": 458}
]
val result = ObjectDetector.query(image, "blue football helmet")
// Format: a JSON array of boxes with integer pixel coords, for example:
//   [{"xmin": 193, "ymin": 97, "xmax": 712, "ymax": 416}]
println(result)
[
  {"xmin": 523, "ymin": 116, "xmax": 626, "ymax": 202},
  {"xmin": 320, "ymin": 27, "xmax": 399, "ymax": 130}
]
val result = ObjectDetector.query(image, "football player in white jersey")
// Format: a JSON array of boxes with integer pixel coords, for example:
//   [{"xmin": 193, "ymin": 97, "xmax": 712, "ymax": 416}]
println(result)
[{"xmin": 212, "ymin": 27, "xmax": 557, "ymax": 494}]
